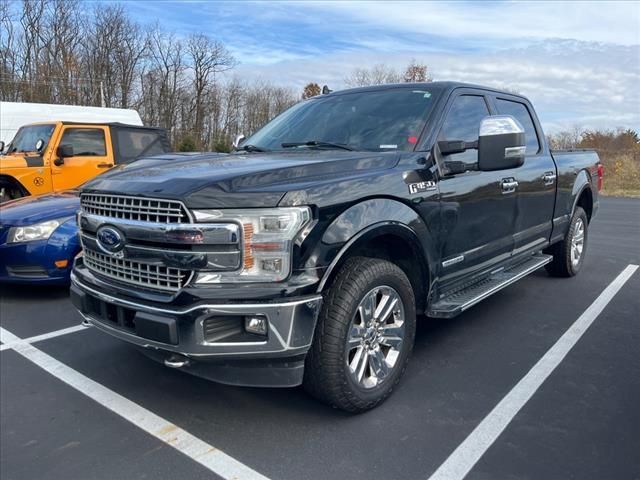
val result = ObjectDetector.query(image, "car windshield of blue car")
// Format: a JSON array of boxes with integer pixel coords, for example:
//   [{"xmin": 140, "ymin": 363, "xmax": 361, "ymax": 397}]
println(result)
[
  {"xmin": 243, "ymin": 87, "xmax": 440, "ymax": 152},
  {"xmin": 7, "ymin": 124, "xmax": 56, "ymax": 154}
]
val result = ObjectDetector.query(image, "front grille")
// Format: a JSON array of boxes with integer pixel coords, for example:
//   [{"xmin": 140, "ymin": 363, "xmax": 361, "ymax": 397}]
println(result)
[
  {"xmin": 81, "ymin": 193, "xmax": 190, "ymax": 223},
  {"xmin": 84, "ymin": 249, "xmax": 191, "ymax": 292},
  {"xmin": 6, "ymin": 265, "xmax": 49, "ymax": 278}
]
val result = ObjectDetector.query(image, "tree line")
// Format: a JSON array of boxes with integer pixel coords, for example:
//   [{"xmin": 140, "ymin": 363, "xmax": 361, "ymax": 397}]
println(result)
[
  {"xmin": 547, "ymin": 127, "xmax": 639, "ymax": 152},
  {"xmin": 0, "ymin": 0, "xmax": 301, "ymax": 151}
]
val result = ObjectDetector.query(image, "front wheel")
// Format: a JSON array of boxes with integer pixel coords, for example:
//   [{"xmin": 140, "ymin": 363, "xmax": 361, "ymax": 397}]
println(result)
[
  {"xmin": 303, "ymin": 257, "xmax": 416, "ymax": 412},
  {"xmin": 545, "ymin": 206, "xmax": 588, "ymax": 277}
]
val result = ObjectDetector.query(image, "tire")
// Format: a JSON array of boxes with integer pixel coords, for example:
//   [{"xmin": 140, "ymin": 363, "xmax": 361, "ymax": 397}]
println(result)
[
  {"xmin": 0, "ymin": 180, "xmax": 24, "ymax": 203},
  {"xmin": 303, "ymin": 257, "xmax": 416, "ymax": 412},
  {"xmin": 545, "ymin": 206, "xmax": 588, "ymax": 277}
]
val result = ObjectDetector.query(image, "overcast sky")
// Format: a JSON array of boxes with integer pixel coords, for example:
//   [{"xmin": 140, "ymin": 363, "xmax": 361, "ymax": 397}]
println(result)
[{"xmin": 122, "ymin": 0, "xmax": 640, "ymax": 133}]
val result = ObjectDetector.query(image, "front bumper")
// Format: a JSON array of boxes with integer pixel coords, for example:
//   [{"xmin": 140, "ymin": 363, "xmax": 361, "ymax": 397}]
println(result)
[
  {"xmin": 70, "ymin": 271, "xmax": 323, "ymax": 387},
  {"xmin": 0, "ymin": 227, "xmax": 79, "ymax": 285}
]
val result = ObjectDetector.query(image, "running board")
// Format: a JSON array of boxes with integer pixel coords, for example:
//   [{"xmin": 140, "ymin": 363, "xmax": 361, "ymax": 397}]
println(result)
[{"xmin": 427, "ymin": 254, "xmax": 552, "ymax": 318}]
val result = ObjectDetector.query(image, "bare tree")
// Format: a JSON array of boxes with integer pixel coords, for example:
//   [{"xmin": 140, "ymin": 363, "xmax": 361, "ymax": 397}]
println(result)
[
  {"xmin": 144, "ymin": 26, "xmax": 186, "ymax": 141},
  {"xmin": 187, "ymin": 33, "xmax": 235, "ymax": 148},
  {"xmin": 403, "ymin": 59, "xmax": 431, "ymax": 83},
  {"xmin": 547, "ymin": 125, "xmax": 583, "ymax": 150},
  {"xmin": 344, "ymin": 63, "xmax": 403, "ymax": 87},
  {"xmin": 0, "ymin": 0, "xmax": 19, "ymax": 100}
]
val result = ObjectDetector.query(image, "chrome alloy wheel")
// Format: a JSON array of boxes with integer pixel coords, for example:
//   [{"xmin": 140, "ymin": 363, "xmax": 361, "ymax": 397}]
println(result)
[
  {"xmin": 571, "ymin": 217, "xmax": 585, "ymax": 267},
  {"xmin": 346, "ymin": 285, "xmax": 406, "ymax": 389}
]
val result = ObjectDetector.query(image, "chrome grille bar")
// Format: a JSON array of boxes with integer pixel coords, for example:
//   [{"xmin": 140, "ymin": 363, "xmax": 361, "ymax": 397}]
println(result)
[
  {"xmin": 84, "ymin": 249, "xmax": 191, "ymax": 292},
  {"xmin": 81, "ymin": 194, "xmax": 190, "ymax": 224}
]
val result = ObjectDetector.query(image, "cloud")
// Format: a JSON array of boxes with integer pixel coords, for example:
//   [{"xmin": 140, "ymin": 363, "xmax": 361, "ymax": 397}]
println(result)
[
  {"xmin": 230, "ymin": 39, "xmax": 640, "ymax": 133},
  {"xmin": 297, "ymin": 1, "xmax": 640, "ymax": 46}
]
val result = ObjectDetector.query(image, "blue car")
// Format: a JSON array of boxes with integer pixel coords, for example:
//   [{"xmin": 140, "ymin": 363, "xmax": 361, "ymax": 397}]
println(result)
[{"xmin": 0, "ymin": 191, "xmax": 80, "ymax": 285}]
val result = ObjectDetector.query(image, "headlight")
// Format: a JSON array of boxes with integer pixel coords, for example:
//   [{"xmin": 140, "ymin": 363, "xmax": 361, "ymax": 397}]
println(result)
[
  {"xmin": 192, "ymin": 207, "xmax": 311, "ymax": 283},
  {"xmin": 7, "ymin": 219, "xmax": 63, "ymax": 243}
]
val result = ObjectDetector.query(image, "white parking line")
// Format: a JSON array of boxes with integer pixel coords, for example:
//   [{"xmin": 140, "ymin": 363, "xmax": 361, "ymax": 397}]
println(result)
[
  {"xmin": 0, "ymin": 326, "xmax": 270, "ymax": 480},
  {"xmin": 428, "ymin": 263, "xmax": 639, "ymax": 480},
  {"xmin": 0, "ymin": 324, "xmax": 88, "ymax": 351}
]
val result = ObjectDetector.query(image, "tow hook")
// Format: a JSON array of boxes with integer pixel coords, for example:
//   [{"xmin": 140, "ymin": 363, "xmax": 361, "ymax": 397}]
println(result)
[{"xmin": 164, "ymin": 354, "xmax": 191, "ymax": 369}]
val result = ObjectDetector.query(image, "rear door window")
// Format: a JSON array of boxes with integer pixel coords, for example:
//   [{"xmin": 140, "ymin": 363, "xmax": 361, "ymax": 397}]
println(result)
[
  {"xmin": 495, "ymin": 98, "xmax": 540, "ymax": 154},
  {"xmin": 438, "ymin": 95, "xmax": 490, "ymax": 164},
  {"xmin": 114, "ymin": 129, "xmax": 167, "ymax": 164},
  {"xmin": 60, "ymin": 128, "xmax": 107, "ymax": 156}
]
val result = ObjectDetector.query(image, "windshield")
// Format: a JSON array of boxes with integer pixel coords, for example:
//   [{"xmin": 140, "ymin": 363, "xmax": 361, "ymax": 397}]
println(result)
[
  {"xmin": 6, "ymin": 124, "xmax": 56, "ymax": 153},
  {"xmin": 243, "ymin": 87, "xmax": 440, "ymax": 152}
]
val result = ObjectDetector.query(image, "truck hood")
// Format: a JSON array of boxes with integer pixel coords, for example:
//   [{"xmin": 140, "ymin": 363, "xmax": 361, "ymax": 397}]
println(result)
[
  {"xmin": 0, "ymin": 190, "xmax": 79, "ymax": 226},
  {"xmin": 82, "ymin": 151, "xmax": 400, "ymax": 208}
]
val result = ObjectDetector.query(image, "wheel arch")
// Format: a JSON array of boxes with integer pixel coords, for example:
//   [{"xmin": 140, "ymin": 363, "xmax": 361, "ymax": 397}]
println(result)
[
  {"xmin": 574, "ymin": 184, "xmax": 594, "ymax": 222},
  {"xmin": 313, "ymin": 198, "xmax": 435, "ymax": 313},
  {"xmin": 0, "ymin": 174, "xmax": 30, "ymax": 199}
]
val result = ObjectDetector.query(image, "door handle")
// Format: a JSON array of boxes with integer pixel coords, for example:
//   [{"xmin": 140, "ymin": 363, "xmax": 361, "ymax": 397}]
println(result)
[
  {"xmin": 501, "ymin": 178, "xmax": 518, "ymax": 194},
  {"xmin": 97, "ymin": 163, "xmax": 113, "ymax": 168},
  {"xmin": 542, "ymin": 171, "xmax": 556, "ymax": 185}
]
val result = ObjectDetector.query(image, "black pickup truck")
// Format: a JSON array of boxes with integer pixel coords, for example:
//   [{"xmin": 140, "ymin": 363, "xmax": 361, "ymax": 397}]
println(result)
[{"xmin": 70, "ymin": 82, "xmax": 602, "ymax": 412}]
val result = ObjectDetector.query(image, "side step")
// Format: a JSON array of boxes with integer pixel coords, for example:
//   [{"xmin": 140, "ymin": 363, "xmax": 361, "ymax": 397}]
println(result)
[{"xmin": 427, "ymin": 254, "xmax": 552, "ymax": 318}]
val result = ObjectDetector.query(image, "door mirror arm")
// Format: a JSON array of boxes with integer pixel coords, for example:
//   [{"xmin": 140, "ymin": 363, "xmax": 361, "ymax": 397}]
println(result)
[
  {"xmin": 443, "ymin": 160, "xmax": 470, "ymax": 175},
  {"xmin": 437, "ymin": 140, "xmax": 478, "ymax": 176}
]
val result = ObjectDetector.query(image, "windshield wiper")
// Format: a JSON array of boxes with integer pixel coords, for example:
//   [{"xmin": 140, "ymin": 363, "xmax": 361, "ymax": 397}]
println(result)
[
  {"xmin": 239, "ymin": 144, "xmax": 270, "ymax": 153},
  {"xmin": 281, "ymin": 140, "xmax": 354, "ymax": 151}
]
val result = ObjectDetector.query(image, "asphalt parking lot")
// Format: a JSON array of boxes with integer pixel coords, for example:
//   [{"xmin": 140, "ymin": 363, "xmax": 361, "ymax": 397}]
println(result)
[{"xmin": 1, "ymin": 196, "xmax": 639, "ymax": 480}]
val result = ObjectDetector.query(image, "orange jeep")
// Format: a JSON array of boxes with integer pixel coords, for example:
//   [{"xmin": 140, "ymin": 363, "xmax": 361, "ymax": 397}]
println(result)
[{"xmin": 0, "ymin": 122, "xmax": 170, "ymax": 202}]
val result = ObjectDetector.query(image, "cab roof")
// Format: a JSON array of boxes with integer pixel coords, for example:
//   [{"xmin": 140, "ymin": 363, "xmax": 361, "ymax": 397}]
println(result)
[
  {"xmin": 324, "ymin": 81, "xmax": 529, "ymax": 101},
  {"xmin": 23, "ymin": 121, "xmax": 163, "ymax": 131}
]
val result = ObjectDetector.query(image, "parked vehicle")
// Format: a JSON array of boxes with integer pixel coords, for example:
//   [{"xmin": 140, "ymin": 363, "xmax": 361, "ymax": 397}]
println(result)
[
  {"xmin": 0, "ymin": 191, "xmax": 80, "ymax": 285},
  {"xmin": 0, "ymin": 101, "xmax": 142, "ymax": 152},
  {"xmin": 70, "ymin": 82, "xmax": 601, "ymax": 412},
  {"xmin": 0, "ymin": 121, "xmax": 170, "ymax": 202},
  {"xmin": 0, "ymin": 153, "xmax": 210, "ymax": 285}
]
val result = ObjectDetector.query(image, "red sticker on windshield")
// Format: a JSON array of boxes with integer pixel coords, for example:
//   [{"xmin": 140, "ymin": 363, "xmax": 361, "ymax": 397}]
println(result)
[{"xmin": 408, "ymin": 136, "xmax": 418, "ymax": 144}]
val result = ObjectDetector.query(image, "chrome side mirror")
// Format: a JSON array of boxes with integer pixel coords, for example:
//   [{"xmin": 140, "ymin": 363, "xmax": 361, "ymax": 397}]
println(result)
[
  {"xmin": 478, "ymin": 115, "xmax": 526, "ymax": 171},
  {"xmin": 232, "ymin": 134, "xmax": 246, "ymax": 150}
]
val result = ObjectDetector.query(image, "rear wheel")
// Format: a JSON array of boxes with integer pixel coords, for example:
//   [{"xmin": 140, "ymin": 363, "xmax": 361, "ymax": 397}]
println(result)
[
  {"xmin": 545, "ymin": 206, "xmax": 588, "ymax": 277},
  {"xmin": 303, "ymin": 257, "xmax": 416, "ymax": 412}
]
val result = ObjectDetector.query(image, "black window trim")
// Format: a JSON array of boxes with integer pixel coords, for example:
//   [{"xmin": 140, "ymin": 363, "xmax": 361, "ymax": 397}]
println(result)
[
  {"xmin": 491, "ymin": 95, "xmax": 542, "ymax": 157},
  {"xmin": 437, "ymin": 91, "xmax": 493, "ymax": 144}
]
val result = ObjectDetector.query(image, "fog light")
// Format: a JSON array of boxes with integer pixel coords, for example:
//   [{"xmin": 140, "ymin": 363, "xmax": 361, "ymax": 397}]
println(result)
[
  {"xmin": 245, "ymin": 315, "xmax": 268, "ymax": 335},
  {"xmin": 54, "ymin": 259, "xmax": 68, "ymax": 268}
]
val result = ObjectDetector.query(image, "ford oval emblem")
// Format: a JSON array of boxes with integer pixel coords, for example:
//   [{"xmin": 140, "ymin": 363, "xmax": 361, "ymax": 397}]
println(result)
[{"xmin": 96, "ymin": 226, "xmax": 124, "ymax": 254}]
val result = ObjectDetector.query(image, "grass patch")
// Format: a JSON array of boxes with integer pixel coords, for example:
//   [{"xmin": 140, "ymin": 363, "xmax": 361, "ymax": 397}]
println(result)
[{"xmin": 598, "ymin": 151, "xmax": 640, "ymax": 197}]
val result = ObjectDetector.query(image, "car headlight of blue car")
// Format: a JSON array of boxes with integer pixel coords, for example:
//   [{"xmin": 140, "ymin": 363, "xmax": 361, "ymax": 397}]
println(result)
[{"xmin": 7, "ymin": 218, "xmax": 68, "ymax": 243}]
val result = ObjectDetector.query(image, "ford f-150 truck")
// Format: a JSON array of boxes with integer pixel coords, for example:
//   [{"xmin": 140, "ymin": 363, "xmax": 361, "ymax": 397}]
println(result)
[{"xmin": 70, "ymin": 82, "xmax": 602, "ymax": 412}]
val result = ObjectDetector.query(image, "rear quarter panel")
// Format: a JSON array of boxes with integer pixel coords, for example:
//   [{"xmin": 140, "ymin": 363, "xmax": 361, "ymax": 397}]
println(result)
[{"xmin": 550, "ymin": 149, "xmax": 600, "ymax": 242}]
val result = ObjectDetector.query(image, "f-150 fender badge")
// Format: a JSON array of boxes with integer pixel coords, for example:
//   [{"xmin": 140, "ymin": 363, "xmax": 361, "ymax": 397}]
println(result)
[{"xmin": 408, "ymin": 181, "xmax": 436, "ymax": 194}]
